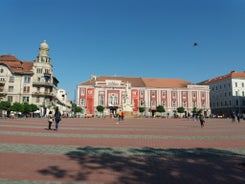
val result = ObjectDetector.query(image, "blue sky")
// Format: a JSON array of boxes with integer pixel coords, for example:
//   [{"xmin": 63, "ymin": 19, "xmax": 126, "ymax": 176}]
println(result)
[{"xmin": 1, "ymin": 0, "xmax": 245, "ymax": 100}]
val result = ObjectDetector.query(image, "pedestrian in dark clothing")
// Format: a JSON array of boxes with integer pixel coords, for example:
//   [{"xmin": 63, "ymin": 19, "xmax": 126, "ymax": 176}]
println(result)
[
  {"xmin": 231, "ymin": 112, "xmax": 236, "ymax": 122},
  {"xmin": 199, "ymin": 114, "xmax": 205, "ymax": 128},
  {"xmin": 237, "ymin": 113, "xmax": 241, "ymax": 123},
  {"xmin": 54, "ymin": 107, "xmax": 62, "ymax": 130}
]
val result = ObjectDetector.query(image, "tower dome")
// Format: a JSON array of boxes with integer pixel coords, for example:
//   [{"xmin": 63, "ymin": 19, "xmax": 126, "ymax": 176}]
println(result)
[
  {"xmin": 40, "ymin": 40, "xmax": 49, "ymax": 49},
  {"xmin": 37, "ymin": 40, "xmax": 50, "ymax": 62}
]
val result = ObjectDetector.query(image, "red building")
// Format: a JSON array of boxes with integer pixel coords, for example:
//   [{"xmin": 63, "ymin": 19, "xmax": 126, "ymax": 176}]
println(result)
[{"xmin": 77, "ymin": 75, "xmax": 210, "ymax": 117}]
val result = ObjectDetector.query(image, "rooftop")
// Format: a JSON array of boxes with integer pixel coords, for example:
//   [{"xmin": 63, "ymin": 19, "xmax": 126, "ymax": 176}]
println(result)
[{"xmin": 79, "ymin": 75, "xmax": 192, "ymax": 88}]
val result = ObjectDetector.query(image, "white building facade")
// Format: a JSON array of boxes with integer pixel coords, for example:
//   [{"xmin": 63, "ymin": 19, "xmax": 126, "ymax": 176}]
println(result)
[{"xmin": 201, "ymin": 71, "xmax": 245, "ymax": 117}]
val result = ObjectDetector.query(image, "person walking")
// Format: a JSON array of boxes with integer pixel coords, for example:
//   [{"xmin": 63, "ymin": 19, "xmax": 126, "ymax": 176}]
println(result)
[
  {"xmin": 237, "ymin": 113, "xmax": 241, "ymax": 123},
  {"xmin": 199, "ymin": 113, "xmax": 205, "ymax": 128},
  {"xmin": 116, "ymin": 110, "xmax": 122, "ymax": 124},
  {"xmin": 121, "ymin": 110, "xmax": 125, "ymax": 121},
  {"xmin": 231, "ymin": 112, "xmax": 236, "ymax": 123},
  {"xmin": 48, "ymin": 111, "xmax": 53, "ymax": 130},
  {"xmin": 54, "ymin": 107, "xmax": 62, "ymax": 130}
]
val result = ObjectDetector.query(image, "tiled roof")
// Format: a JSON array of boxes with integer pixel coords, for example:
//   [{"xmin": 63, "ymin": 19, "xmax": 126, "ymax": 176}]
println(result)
[
  {"xmin": 80, "ymin": 76, "xmax": 146, "ymax": 87},
  {"xmin": 79, "ymin": 76, "xmax": 192, "ymax": 88},
  {"xmin": 0, "ymin": 55, "xmax": 19, "ymax": 62},
  {"xmin": 142, "ymin": 78, "xmax": 191, "ymax": 88},
  {"xmin": 201, "ymin": 71, "xmax": 245, "ymax": 84},
  {"xmin": 0, "ymin": 55, "xmax": 33, "ymax": 74}
]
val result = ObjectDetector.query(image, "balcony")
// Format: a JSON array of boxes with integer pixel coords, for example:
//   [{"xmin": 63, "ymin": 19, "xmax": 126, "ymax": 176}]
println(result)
[
  {"xmin": 0, "ymin": 90, "xmax": 7, "ymax": 97},
  {"xmin": 33, "ymin": 81, "xmax": 53, "ymax": 87},
  {"xmin": 0, "ymin": 81, "xmax": 6, "ymax": 86},
  {"xmin": 32, "ymin": 92, "xmax": 54, "ymax": 97},
  {"xmin": 0, "ymin": 78, "xmax": 6, "ymax": 86},
  {"xmin": 43, "ymin": 73, "xmax": 51, "ymax": 82},
  {"xmin": 44, "ymin": 72, "xmax": 51, "ymax": 77}
]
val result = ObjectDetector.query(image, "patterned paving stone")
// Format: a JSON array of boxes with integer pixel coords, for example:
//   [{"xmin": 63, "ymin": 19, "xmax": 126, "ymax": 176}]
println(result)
[{"xmin": 0, "ymin": 117, "xmax": 245, "ymax": 184}]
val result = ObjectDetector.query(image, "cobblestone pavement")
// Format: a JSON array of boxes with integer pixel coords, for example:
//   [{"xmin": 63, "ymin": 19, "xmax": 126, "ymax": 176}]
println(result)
[{"xmin": 0, "ymin": 117, "xmax": 245, "ymax": 184}]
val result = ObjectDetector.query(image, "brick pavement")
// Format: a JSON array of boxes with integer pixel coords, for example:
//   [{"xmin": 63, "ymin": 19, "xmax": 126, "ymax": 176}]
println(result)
[{"xmin": 0, "ymin": 117, "xmax": 245, "ymax": 184}]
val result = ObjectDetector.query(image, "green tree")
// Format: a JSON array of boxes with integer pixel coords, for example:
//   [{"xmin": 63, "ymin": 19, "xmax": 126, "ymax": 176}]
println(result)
[
  {"xmin": 197, "ymin": 109, "xmax": 203, "ymax": 115},
  {"xmin": 29, "ymin": 104, "xmax": 39, "ymax": 112},
  {"xmin": 96, "ymin": 105, "xmax": 105, "ymax": 117},
  {"xmin": 192, "ymin": 107, "xmax": 197, "ymax": 114},
  {"xmin": 0, "ymin": 101, "xmax": 11, "ymax": 111},
  {"xmin": 156, "ymin": 105, "xmax": 165, "ymax": 117},
  {"xmin": 177, "ymin": 107, "xmax": 185, "ymax": 118},
  {"xmin": 23, "ymin": 103, "xmax": 31, "ymax": 115},
  {"xmin": 75, "ymin": 106, "xmax": 83, "ymax": 113},
  {"xmin": 72, "ymin": 105, "xmax": 83, "ymax": 117},
  {"xmin": 192, "ymin": 107, "xmax": 202, "ymax": 115},
  {"xmin": 10, "ymin": 102, "xmax": 23, "ymax": 113},
  {"xmin": 139, "ymin": 107, "xmax": 145, "ymax": 116},
  {"xmin": 0, "ymin": 101, "xmax": 11, "ymax": 117}
]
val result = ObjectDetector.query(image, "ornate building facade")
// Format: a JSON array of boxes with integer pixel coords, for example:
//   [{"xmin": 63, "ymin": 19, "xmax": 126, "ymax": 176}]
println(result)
[
  {"xmin": 77, "ymin": 75, "xmax": 210, "ymax": 117},
  {"xmin": 0, "ymin": 40, "xmax": 72, "ymax": 116}
]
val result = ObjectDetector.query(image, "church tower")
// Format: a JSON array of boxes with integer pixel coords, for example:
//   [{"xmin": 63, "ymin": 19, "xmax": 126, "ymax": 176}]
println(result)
[{"xmin": 36, "ymin": 40, "xmax": 51, "ymax": 63}]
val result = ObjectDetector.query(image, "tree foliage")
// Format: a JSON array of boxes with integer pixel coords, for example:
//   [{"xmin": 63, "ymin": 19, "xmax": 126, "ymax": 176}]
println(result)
[
  {"xmin": 75, "ymin": 106, "xmax": 83, "ymax": 113},
  {"xmin": 10, "ymin": 102, "xmax": 23, "ymax": 112},
  {"xmin": 96, "ymin": 105, "xmax": 105, "ymax": 113},
  {"xmin": 192, "ymin": 107, "xmax": 203, "ymax": 115},
  {"xmin": 156, "ymin": 105, "xmax": 165, "ymax": 113},
  {"xmin": 30, "ymin": 104, "xmax": 39, "ymax": 112},
  {"xmin": 177, "ymin": 107, "xmax": 185, "ymax": 114},
  {"xmin": 0, "ymin": 101, "xmax": 39, "ymax": 117},
  {"xmin": 23, "ymin": 103, "xmax": 32, "ymax": 114},
  {"xmin": 197, "ymin": 109, "xmax": 203, "ymax": 115},
  {"xmin": 139, "ymin": 107, "xmax": 145, "ymax": 113},
  {"xmin": 192, "ymin": 107, "xmax": 197, "ymax": 114},
  {"xmin": 96, "ymin": 105, "xmax": 104, "ymax": 117},
  {"xmin": 0, "ymin": 101, "xmax": 11, "ymax": 110}
]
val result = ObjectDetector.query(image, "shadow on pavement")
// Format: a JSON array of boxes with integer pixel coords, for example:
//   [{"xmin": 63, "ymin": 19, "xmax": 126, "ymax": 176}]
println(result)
[{"xmin": 38, "ymin": 147, "xmax": 245, "ymax": 184}]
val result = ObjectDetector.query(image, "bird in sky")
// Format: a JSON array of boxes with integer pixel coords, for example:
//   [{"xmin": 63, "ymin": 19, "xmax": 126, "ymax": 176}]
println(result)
[{"xmin": 193, "ymin": 42, "xmax": 199, "ymax": 47}]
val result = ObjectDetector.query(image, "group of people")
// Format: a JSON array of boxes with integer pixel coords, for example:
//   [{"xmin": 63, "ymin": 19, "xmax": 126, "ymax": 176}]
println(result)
[
  {"xmin": 231, "ymin": 112, "xmax": 243, "ymax": 123},
  {"xmin": 47, "ymin": 107, "xmax": 62, "ymax": 130}
]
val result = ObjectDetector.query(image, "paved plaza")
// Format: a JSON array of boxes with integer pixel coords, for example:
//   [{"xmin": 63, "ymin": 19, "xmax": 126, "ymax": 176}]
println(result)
[{"xmin": 0, "ymin": 117, "xmax": 245, "ymax": 184}]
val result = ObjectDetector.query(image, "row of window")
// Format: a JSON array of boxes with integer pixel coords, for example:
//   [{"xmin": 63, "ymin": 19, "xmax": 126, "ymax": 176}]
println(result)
[
  {"xmin": 80, "ymin": 97, "xmax": 206, "ymax": 108},
  {"xmin": 212, "ymin": 81, "xmax": 244, "ymax": 91},
  {"xmin": 138, "ymin": 90, "xmax": 191, "ymax": 98},
  {"xmin": 7, "ymin": 95, "xmax": 51, "ymax": 104},
  {"xmin": 80, "ymin": 89, "xmax": 205, "ymax": 98},
  {"xmin": 0, "ymin": 68, "xmax": 51, "ymax": 83},
  {"xmin": 7, "ymin": 85, "xmax": 51, "ymax": 93},
  {"xmin": 211, "ymin": 90, "xmax": 245, "ymax": 98},
  {"xmin": 8, "ymin": 76, "xmax": 31, "ymax": 83},
  {"xmin": 212, "ymin": 99, "xmax": 245, "ymax": 108},
  {"xmin": 7, "ymin": 96, "xmax": 29, "ymax": 103},
  {"xmin": 36, "ymin": 68, "xmax": 50, "ymax": 74}
]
